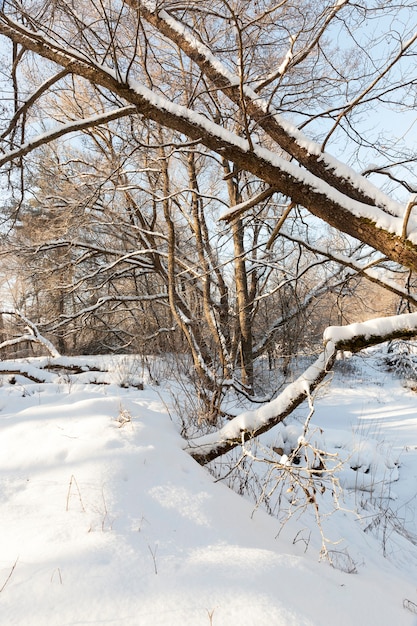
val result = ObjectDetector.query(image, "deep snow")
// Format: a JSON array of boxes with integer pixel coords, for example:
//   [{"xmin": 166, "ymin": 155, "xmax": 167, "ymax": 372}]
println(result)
[{"xmin": 0, "ymin": 351, "xmax": 417, "ymax": 625}]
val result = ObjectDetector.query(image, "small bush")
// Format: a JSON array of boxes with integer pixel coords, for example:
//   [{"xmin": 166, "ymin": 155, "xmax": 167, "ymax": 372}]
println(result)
[{"xmin": 384, "ymin": 340, "xmax": 417, "ymax": 382}]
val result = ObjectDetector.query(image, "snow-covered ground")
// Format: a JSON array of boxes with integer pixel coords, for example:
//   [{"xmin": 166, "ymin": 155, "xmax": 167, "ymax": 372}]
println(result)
[{"xmin": 1, "ymin": 350, "xmax": 417, "ymax": 625}]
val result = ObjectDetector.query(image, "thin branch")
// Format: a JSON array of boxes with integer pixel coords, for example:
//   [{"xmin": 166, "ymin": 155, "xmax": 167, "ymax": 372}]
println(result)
[
  {"xmin": 0, "ymin": 106, "xmax": 136, "ymax": 168},
  {"xmin": 402, "ymin": 196, "xmax": 417, "ymax": 240},
  {"xmin": 321, "ymin": 32, "xmax": 417, "ymax": 151},
  {"xmin": 266, "ymin": 202, "xmax": 295, "ymax": 250},
  {"xmin": 0, "ymin": 69, "xmax": 69, "ymax": 141},
  {"xmin": 0, "ymin": 558, "xmax": 18, "ymax": 594},
  {"xmin": 219, "ymin": 187, "xmax": 276, "ymax": 222}
]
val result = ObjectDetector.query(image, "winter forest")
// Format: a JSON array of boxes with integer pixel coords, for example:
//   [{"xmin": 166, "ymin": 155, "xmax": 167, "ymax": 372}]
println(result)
[{"xmin": 1, "ymin": 1, "xmax": 417, "ymax": 624}]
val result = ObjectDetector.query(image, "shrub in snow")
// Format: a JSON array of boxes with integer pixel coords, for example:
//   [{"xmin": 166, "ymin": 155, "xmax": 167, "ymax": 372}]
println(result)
[
  {"xmin": 385, "ymin": 340, "xmax": 417, "ymax": 382},
  {"xmin": 110, "ymin": 356, "xmax": 144, "ymax": 389}
]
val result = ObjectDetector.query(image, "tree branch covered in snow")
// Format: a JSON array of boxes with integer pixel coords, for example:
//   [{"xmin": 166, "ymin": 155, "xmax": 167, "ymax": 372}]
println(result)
[
  {"xmin": 0, "ymin": 106, "xmax": 136, "ymax": 168},
  {"xmin": 185, "ymin": 313, "xmax": 417, "ymax": 464},
  {"xmin": 0, "ymin": 310, "xmax": 60, "ymax": 358},
  {"xmin": 1, "ymin": 9, "xmax": 417, "ymax": 272},
  {"xmin": 133, "ymin": 0, "xmax": 395, "ymax": 210},
  {"xmin": 0, "ymin": 361, "xmax": 55, "ymax": 384}
]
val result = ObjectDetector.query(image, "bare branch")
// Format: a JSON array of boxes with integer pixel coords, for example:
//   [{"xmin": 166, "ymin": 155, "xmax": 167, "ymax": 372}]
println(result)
[{"xmin": 321, "ymin": 32, "xmax": 417, "ymax": 151}]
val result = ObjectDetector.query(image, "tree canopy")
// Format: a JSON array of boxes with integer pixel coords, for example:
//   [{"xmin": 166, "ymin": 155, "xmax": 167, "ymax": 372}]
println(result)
[{"xmin": 1, "ymin": 1, "xmax": 417, "ymax": 460}]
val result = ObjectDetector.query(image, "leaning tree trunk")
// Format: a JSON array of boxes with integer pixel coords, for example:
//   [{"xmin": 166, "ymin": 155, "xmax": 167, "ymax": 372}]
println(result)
[{"xmin": 185, "ymin": 312, "xmax": 417, "ymax": 464}]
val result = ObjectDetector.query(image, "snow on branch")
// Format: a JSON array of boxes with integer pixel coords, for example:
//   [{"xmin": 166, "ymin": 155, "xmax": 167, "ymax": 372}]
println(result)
[
  {"xmin": 278, "ymin": 231, "xmax": 417, "ymax": 308},
  {"xmin": 135, "ymin": 0, "xmax": 402, "ymax": 215},
  {"xmin": 0, "ymin": 310, "xmax": 60, "ymax": 358},
  {"xmin": 219, "ymin": 187, "xmax": 276, "ymax": 222},
  {"xmin": 0, "ymin": 106, "xmax": 136, "ymax": 168},
  {"xmin": 185, "ymin": 313, "xmax": 417, "ymax": 464},
  {"xmin": 50, "ymin": 294, "xmax": 167, "ymax": 329},
  {"xmin": 0, "ymin": 361, "xmax": 55, "ymax": 384},
  {"xmin": 323, "ymin": 312, "xmax": 417, "ymax": 351},
  {"xmin": 252, "ymin": 267, "xmax": 343, "ymax": 359},
  {"xmin": 2, "ymin": 12, "xmax": 417, "ymax": 270}
]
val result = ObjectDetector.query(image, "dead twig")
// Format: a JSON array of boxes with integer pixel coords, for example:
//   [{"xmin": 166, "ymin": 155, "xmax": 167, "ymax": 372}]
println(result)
[
  {"xmin": 66, "ymin": 474, "xmax": 86, "ymax": 512},
  {"xmin": 0, "ymin": 557, "xmax": 19, "ymax": 593}
]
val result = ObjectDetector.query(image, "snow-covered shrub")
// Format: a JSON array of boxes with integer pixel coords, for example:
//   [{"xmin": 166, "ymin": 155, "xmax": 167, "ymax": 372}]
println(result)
[
  {"xmin": 115, "ymin": 403, "xmax": 132, "ymax": 428},
  {"xmin": 384, "ymin": 340, "xmax": 417, "ymax": 382}
]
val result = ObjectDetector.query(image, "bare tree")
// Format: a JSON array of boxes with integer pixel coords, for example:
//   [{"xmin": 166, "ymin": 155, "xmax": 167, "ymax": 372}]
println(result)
[
  {"xmin": 0, "ymin": 2, "xmax": 415, "ymax": 258},
  {"xmin": 1, "ymin": 1, "xmax": 417, "ymax": 455}
]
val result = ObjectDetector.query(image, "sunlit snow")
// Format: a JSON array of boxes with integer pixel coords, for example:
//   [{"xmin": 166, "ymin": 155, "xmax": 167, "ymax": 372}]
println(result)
[{"xmin": 0, "ymin": 351, "xmax": 417, "ymax": 624}]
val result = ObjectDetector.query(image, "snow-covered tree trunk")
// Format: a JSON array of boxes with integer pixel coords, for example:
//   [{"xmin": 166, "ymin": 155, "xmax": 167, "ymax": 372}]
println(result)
[
  {"xmin": 185, "ymin": 313, "xmax": 417, "ymax": 464},
  {"xmin": 0, "ymin": 5, "xmax": 417, "ymax": 272}
]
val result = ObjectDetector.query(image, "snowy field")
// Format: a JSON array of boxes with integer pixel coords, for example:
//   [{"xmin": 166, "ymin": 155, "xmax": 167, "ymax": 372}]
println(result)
[{"xmin": 1, "ymin": 349, "xmax": 417, "ymax": 625}]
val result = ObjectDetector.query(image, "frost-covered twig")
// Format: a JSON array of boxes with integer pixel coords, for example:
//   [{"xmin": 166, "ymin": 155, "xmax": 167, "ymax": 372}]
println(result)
[{"xmin": 0, "ymin": 106, "xmax": 136, "ymax": 168}]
